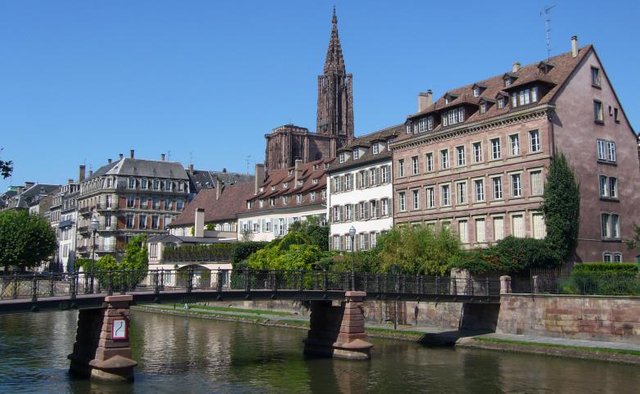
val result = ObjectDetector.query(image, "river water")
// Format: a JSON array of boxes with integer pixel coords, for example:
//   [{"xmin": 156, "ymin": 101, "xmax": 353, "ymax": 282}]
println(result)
[{"xmin": 0, "ymin": 310, "xmax": 638, "ymax": 393}]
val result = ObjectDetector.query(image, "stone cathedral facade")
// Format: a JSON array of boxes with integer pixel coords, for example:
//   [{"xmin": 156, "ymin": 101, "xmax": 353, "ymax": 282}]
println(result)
[{"xmin": 264, "ymin": 9, "xmax": 354, "ymax": 172}]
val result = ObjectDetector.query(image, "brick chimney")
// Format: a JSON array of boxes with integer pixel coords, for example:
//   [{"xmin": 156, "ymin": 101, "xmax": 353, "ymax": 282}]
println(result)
[
  {"xmin": 216, "ymin": 178, "xmax": 222, "ymax": 200},
  {"xmin": 418, "ymin": 90, "xmax": 433, "ymax": 112},
  {"xmin": 79, "ymin": 165, "xmax": 86, "ymax": 182},
  {"xmin": 294, "ymin": 159, "xmax": 303, "ymax": 187},
  {"xmin": 194, "ymin": 208, "xmax": 204, "ymax": 238},
  {"xmin": 119, "ymin": 153, "xmax": 124, "ymax": 160},
  {"xmin": 160, "ymin": 153, "xmax": 165, "ymax": 161},
  {"xmin": 571, "ymin": 35, "xmax": 578, "ymax": 57},
  {"xmin": 254, "ymin": 163, "xmax": 265, "ymax": 195},
  {"xmin": 130, "ymin": 149, "xmax": 135, "ymax": 159},
  {"xmin": 108, "ymin": 158, "xmax": 112, "ymax": 164}
]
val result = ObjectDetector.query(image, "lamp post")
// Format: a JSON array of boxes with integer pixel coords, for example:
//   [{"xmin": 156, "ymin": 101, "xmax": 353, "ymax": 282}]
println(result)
[
  {"xmin": 349, "ymin": 225, "xmax": 356, "ymax": 291},
  {"xmin": 89, "ymin": 216, "xmax": 99, "ymax": 294}
]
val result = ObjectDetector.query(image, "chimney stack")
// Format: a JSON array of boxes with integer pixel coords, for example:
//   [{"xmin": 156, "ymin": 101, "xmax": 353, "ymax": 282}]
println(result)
[
  {"xmin": 79, "ymin": 165, "xmax": 86, "ymax": 182},
  {"xmin": 161, "ymin": 153, "xmax": 166, "ymax": 161},
  {"xmin": 294, "ymin": 159, "xmax": 303, "ymax": 187},
  {"xmin": 512, "ymin": 62, "xmax": 521, "ymax": 73},
  {"xmin": 119, "ymin": 153, "xmax": 124, "ymax": 160},
  {"xmin": 108, "ymin": 158, "xmax": 112, "ymax": 164},
  {"xmin": 216, "ymin": 178, "xmax": 222, "ymax": 200},
  {"xmin": 130, "ymin": 149, "xmax": 135, "ymax": 159},
  {"xmin": 194, "ymin": 208, "xmax": 205, "ymax": 238},
  {"xmin": 89, "ymin": 170, "xmax": 93, "ymax": 177},
  {"xmin": 571, "ymin": 35, "xmax": 578, "ymax": 57},
  {"xmin": 254, "ymin": 164, "xmax": 265, "ymax": 195},
  {"xmin": 188, "ymin": 164, "xmax": 194, "ymax": 174},
  {"xmin": 418, "ymin": 90, "xmax": 433, "ymax": 112}
]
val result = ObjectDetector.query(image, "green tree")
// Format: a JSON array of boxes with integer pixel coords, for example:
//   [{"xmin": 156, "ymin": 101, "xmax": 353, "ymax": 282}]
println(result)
[
  {"xmin": 0, "ymin": 148, "xmax": 12, "ymax": 178},
  {"xmin": 541, "ymin": 153, "xmax": 580, "ymax": 262},
  {"xmin": 288, "ymin": 216, "xmax": 330, "ymax": 251},
  {"xmin": 247, "ymin": 231, "xmax": 326, "ymax": 271},
  {"xmin": 377, "ymin": 225, "xmax": 462, "ymax": 275},
  {"xmin": 0, "ymin": 210, "xmax": 57, "ymax": 272}
]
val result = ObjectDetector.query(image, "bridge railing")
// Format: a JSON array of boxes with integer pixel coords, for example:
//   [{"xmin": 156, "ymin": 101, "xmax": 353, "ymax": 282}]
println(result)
[{"xmin": 0, "ymin": 269, "xmax": 502, "ymax": 303}]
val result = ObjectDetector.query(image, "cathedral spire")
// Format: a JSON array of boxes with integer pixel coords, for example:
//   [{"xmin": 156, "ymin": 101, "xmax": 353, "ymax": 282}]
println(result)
[{"xmin": 323, "ymin": 6, "xmax": 346, "ymax": 74}]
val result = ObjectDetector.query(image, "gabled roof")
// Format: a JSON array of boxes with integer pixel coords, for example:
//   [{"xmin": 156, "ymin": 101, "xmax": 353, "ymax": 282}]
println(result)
[
  {"xmin": 330, "ymin": 124, "xmax": 402, "ymax": 172},
  {"xmin": 405, "ymin": 45, "xmax": 593, "ymax": 132},
  {"xmin": 169, "ymin": 181, "xmax": 255, "ymax": 227}
]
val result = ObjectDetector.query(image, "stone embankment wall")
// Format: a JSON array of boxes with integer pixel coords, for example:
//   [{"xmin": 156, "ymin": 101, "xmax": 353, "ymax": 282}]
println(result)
[
  {"xmin": 497, "ymin": 294, "xmax": 640, "ymax": 343},
  {"xmin": 225, "ymin": 299, "xmax": 464, "ymax": 329}
]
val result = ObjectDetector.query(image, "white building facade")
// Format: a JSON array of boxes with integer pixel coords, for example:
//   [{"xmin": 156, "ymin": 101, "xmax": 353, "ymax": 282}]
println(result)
[{"xmin": 327, "ymin": 126, "xmax": 401, "ymax": 251}]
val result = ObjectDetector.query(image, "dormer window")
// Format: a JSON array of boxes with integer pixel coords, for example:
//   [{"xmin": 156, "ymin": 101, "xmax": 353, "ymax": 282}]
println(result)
[
  {"xmin": 372, "ymin": 143, "xmax": 380, "ymax": 155},
  {"xmin": 503, "ymin": 74, "xmax": 516, "ymax": 88},
  {"xmin": 441, "ymin": 107, "xmax": 465, "ymax": 127},
  {"xmin": 480, "ymin": 103, "xmax": 488, "ymax": 114},
  {"xmin": 296, "ymin": 179, "xmax": 303, "ymax": 187},
  {"xmin": 283, "ymin": 182, "xmax": 288, "ymax": 189},
  {"xmin": 312, "ymin": 178, "xmax": 319, "ymax": 184},
  {"xmin": 271, "ymin": 186, "xmax": 276, "ymax": 191},
  {"xmin": 497, "ymin": 97, "xmax": 505, "ymax": 109},
  {"xmin": 537, "ymin": 61, "xmax": 554, "ymax": 74},
  {"xmin": 473, "ymin": 87, "xmax": 480, "ymax": 97},
  {"xmin": 511, "ymin": 86, "xmax": 539, "ymax": 108},
  {"xmin": 313, "ymin": 164, "xmax": 319, "ymax": 170},
  {"xmin": 324, "ymin": 163, "xmax": 330, "ymax": 169},
  {"xmin": 247, "ymin": 201, "xmax": 253, "ymax": 209},
  {"xmin": 339, "ymin": 153, "xmax": 346, "ymax": 163},
  {"xmin": 353, "ymin": 149, "xmax": 360, "ymax": 160},
  {"xmin": 405, "ymin": 122, "xmax": 413, "ymax": 134},
  {"xmin": 259, "ymin": 186, "xmax": 264, "ymax": 193},
  {"xmin": 444, "ymin": 93, "xmax": 457, "ymax": 105}
]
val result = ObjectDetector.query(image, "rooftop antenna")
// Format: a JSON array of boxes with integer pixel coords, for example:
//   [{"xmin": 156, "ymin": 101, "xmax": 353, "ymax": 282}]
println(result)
[
  {"xmin": 245, "ymin": 155, "xmax": 252, "ymax": 175},
  {"xmin": 541, "ymin": 4, "xmax": 556, "ymax": 61}
]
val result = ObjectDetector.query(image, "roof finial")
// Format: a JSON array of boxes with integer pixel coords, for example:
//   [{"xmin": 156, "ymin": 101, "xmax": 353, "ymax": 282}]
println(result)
[{"xmin": 332, "ymin": 5, "xmax": 337, "ymax": 25}]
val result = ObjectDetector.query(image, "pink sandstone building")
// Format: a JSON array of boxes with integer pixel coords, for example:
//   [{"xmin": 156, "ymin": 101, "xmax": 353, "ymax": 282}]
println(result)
[{"xmin": 391, "ymin": 37, "xmax": 640, "ymax": 263}]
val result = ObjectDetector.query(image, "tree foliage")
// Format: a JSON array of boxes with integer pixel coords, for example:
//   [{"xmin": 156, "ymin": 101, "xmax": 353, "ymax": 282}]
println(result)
[
  {"xmin": 0, "ymin": 210, "xmax": 57, "ymax": 272},
  {"xmin": 376, "ymin": 225, "xmax": 462, "ymax": 275},
  {"xmin": 246, "ymin": 231, "xmax": 325, "ymax": 271},
  {"xmin": 450, "ymin": 236, "xmax": 561, "ymax": 274},
  {"xmin": 0, "ymin": 148, "xmax": 12, "ymax": 179},
  {"xmin": 541, "ymin": 153, "xmax": 580, "ymax": 262},
  {"xmin": 288, "ymin": 216, "xmax": 330, "ymax": 251}
]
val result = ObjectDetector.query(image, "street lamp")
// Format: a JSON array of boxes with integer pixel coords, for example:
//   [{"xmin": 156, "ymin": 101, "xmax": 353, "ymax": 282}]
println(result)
[
  {"xmin": 349, "ymin": 225, "xmax": 356, "ymax": 291},
  {"xmin": 89, "ymin": 216, "xmax": 100, "ymax": 293}
]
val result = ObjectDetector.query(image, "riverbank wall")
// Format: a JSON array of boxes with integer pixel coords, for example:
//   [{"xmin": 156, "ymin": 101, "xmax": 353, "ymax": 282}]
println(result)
[{"xmin": 497, "ymin": 294, "xmax": 640, "ymax": 344}]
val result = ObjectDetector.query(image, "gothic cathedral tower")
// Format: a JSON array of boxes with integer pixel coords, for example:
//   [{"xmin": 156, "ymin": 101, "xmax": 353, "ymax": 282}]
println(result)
[{"xmin": 316, "ymin": 8, "xmax": 354, "ymax": 140}]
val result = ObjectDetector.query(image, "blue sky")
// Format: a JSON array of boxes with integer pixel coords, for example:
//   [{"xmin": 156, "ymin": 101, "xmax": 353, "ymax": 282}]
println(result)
[{"xmin": 1, "ymin": 0, "xmax": 638, "ymax": 190}]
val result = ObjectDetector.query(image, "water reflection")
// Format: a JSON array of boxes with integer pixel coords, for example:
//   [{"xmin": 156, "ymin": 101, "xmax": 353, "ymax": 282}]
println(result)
[{"xmin": 0, "ymin": 310, "xmax": 639, "ymax": 393}]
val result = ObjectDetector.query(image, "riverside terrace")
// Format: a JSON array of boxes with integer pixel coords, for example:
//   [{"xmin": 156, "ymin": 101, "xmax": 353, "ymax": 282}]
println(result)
[{"xmin": 0, "ymin": 269, "xmax": 502, "ymax": 313}]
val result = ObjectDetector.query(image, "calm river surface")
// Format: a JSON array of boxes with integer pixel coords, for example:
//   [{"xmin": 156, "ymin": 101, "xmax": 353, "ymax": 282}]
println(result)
[{"xmin": 0, "ymin": 310, "xmax": 638, "ymax": 393}]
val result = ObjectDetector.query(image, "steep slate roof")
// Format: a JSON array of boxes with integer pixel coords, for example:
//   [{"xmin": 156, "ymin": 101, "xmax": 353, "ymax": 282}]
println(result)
[
  {"xmin": 244, "ymin": 158, "xmax": 331, "ymax": 212},
  {"xmin": 401, "ymin": 45, "xmax": 594, "ymax": 139},
  {"xmin": 188, "ymin": 169, "xmax": 253, "ymax": 192},
  {"xmin": 330, "ymin": 124, "xmax": 402, "ymax": 173},
  {"xmin": 169, "ymin": 181, "xmax": 255, "ymax": 227},
  {"xmin": 88, "ymin": 158, "xmax": 189, "ymax": 181},
  {"xmin": 7, "ymin": 183, "xmax": 60, "ymax": 209}
]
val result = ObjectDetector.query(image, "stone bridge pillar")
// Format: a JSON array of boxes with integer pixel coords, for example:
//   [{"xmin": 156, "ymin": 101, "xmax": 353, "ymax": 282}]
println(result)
[
  {"xmin": 304, "ymin": 291, "xmax": 373, "ymax": 360},
  {"xmin": 68, "ymin": 295, "xmax": 137, "ymax": 382}
]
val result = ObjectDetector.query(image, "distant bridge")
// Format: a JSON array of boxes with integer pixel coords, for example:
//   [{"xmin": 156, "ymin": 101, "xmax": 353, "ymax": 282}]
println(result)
[{"xmin": 0, "ymin": 269, "xmax": 501, "ymax": 314}]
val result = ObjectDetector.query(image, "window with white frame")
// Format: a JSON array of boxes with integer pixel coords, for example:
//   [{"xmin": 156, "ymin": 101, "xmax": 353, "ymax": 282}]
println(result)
[
  {"xmin": 381, "ymin": 165, "xmax": 390, "ymax": 183},
  {"xmin": 492, "ymin": 177, "xmax": 503, "ymax": 200},
  {"xmin": 511, "ymin": 86, "xmax": 539, "ymax": 107},
  {"xmin": 532, "ymin": 213, "xmax": 546, "ymax": 239},
  {"xmin": 441, "ymin": 149, "xmax": 450, "ymax": 169},
  {"xmin": 529, "ymin": 130, "xmax": 541, "ymax": 152},
  {"xmin": 591, "ymin": 67, "xmax": 601, "ymax": 87},
  {"xmin": 475, "ymin": 218, "xmax": 486, "ymax": 243},
  {"xmin": 491, "ymin": 138, "xmax": 501, "ymax": 159},
  {"xmin": 512, "ymin": 214, "xmax": 525, "ymax": 238},
  {"xmin": 530, "ymin": 170, "xmax": 544, "ymax": 196},
  {"xmin": 458, "ymin": 220, "xmax": 468, "ymax": 243},
  {"xmin": 442, "ymin": 107, "xmax": 465, "ymax": 127},
  {"xmin": 597, "ymin": 139, "xmax": 616, "ymax": 163},
  {"xmin": 372, "ymin": 143, "xmax": 380, "ymax": 155},
  {"xmin": 493, "ymin": 216, "xmax": 504, "ymax": 241},
  {"xmin": 497, "ymin": 97, "xmax": 505, "ymax": 108},
  {"xmin": 511, "ymin": 173, "xmax": 522, "ymax": 197},
  {"xmin": 345, "ymin": 173, "xmax": 353, "ymax": 191},
  {"xmin": 472, "ymin": 142, "xmax": 483, "ymax": 163},
  {"xmin": 509, "ymin": 134, "xmax": 520, "ymax": 156},
  {"xmin": 398, "ymin": 159, "xmax": 405, "ymax": 177},
  {"xmin": 370, "ymin": 232, "xmax": 378, "ymax": 248},
  {"xmin": 456, "ymin": 181, "xmax": 467, "ymax": 205},
  {"xmin": 126, "ymin": 214, "xmax": 134, "ymax": 229},
  {"xmin": 412, "ymin": 189, "xmax": 420, "ymax": 210},
  {"xmin": 369, "ymin": 168, "xmax": 378, "ymax": 186},
  {"xmin": 412, "ymin": 156, "xmax": 419, "ymax": 175},
  {"xmin": 599, "ymin": 175, "xmax": 618, "ymax": 199},
  {"xmin": 353, "ymin": 149, "xmax": 360, "ymax": 160},
  {"xmin": 425, "ymin": 153, "xmax": 434, "ymax": 172},
  {"xmin": 345, "ymin": 204, "xmax": 353, "ymax": 221},
  {"xmin": 381, "ymin": 198, "xmax": 390, "ymax": 216},
  {"xmin": 603, "ymin": 252, "xmax": 622, "ymax": 263},
  {"xmin": 399, "ymin": 192, "xmax": 406, "ymax": 212},
  {"xmin": 441, "ymin": 184, "xmax": 451, "ymax": 206},
  {"xmin": 601, "ymin": 213, "xmax": 620, "ymax": 239},
  {"xmin": 474, "ymin": 179, "xmax": 485, "ymax": 202},
  {"xmin": 426, "ymin": 187, "xmax": 435, "ymax": 208},
  {"xmin": 456, "ymin": 146, "xmax": 466, "ymax": 166}
]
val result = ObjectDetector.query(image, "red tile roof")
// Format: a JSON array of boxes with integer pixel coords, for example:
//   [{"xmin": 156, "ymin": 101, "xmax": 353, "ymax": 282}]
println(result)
[{"xmin": 169, "ymin": 181, "xmax": 255, "ymax": 227}]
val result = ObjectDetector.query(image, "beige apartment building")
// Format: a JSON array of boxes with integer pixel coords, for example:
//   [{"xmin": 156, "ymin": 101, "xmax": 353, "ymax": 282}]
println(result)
[{"xmin": 392, "ymin": 38, "xmax": 640, "ymax": 263}]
